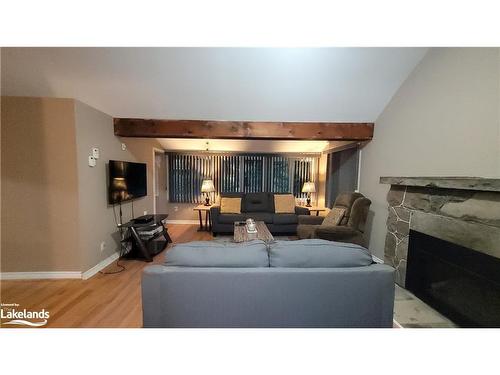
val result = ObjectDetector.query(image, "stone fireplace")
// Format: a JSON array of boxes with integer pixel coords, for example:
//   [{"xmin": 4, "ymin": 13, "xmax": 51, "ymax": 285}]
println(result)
[{"xmin": 379, "ymin": 177, "xmax": 500, "ymax": 287}]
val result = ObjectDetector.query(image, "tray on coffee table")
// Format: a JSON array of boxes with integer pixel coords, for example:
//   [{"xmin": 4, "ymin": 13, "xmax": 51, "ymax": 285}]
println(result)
[{"xmin": 233, "ymin": 221, "xmax": 274, "ymax": 243}]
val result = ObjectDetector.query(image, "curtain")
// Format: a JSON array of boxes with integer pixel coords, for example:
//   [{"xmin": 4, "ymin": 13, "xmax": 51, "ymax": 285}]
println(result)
[{"xmin": 168, "ymin": 153, "xmax": 319, "ymax": 203}]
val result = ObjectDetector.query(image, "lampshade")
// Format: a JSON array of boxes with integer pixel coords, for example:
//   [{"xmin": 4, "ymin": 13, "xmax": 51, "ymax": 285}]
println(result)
[
  {"xmin": 201, "ymin": 179, "xmax": 215, "ymax": 193},
  {"xmin": 301, "ymin": 182, "xmax": 316, "ymax": 193}
]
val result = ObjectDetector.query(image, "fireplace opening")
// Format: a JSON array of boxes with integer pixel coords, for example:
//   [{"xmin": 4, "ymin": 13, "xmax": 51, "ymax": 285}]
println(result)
[{"xmin": 406, "ymin": 230, "xmax": 500, "ymax": 327}]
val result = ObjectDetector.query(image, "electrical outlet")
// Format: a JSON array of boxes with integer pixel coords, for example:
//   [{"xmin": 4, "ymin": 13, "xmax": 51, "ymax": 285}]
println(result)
[
  {"xmin": 143, "ymin": 211, "xmax": 148, "ymax": 215},
  {"xmin": 100, "ymin": 241, "xmax": 106, "ymax": 252},
  {"xmin": 121, "ymin": 143, "xmax": 127, "ymax": 151},
  {"xmin": 174, "ymin": 206, "xmax": 178, "ymax": 212}
]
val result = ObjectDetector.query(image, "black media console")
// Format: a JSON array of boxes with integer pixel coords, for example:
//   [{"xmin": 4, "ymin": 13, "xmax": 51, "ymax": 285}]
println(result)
[{"xmin": 120, "ymin": 214, "xmax": 172, "ymax": 262}]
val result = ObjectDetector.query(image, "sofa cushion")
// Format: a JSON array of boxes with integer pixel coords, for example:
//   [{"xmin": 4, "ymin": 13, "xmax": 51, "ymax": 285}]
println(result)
[
  {"xmin": 165, "ymin": 240, "xmax": 269, "ymax": 267},
  {"xmin": 243, "ymin": 192, "xmax": 272, "ymax": 213},
  {"xmin": 218, "ymin": 213, "xmax": 247, "ymax": 224},
  {"xmin": 273, "ymin": 213, "xmax": 298, "ymax": 225},
  {"xmin": 220, "ymin": 197, "xmax": 242, "ymax": 214},
  {"xmin": 269, "ymin": 239, "xmax": 372, "ymax": 268},
  {"xmin": 274, "ymin": 194, "xmax": 296, "ymax": 213}
]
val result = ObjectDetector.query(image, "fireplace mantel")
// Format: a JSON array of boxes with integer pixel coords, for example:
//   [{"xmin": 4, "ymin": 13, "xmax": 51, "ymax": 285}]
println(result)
[{"xmin": 380, "ymin": 176, "xmax": 500, "ymax": 192}]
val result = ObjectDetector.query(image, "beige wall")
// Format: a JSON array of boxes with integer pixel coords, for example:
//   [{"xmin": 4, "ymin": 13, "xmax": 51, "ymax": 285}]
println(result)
[
  {"xmin": 164, "ymin": 203, "xmax": 199, "ymax": 221},
  {"xmin": 1, "ymin": 97, "xmax": 163, "ymax": 273},
  {"xmin": 359, "ymin": 48, "xmax": 500, "ymax": 259},
  {"xmin": 1, "ymin": 97, "xmax": 81, "ymax": 272},
  {"xmin": 74, "ymin": 101, "xmax": 162, "ymax": 271}
]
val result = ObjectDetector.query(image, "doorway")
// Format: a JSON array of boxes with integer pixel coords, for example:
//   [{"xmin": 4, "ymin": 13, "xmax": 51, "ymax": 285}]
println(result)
[{"xmin": 153, "ymin": 148, "xmax": 166, "ymax": 214}]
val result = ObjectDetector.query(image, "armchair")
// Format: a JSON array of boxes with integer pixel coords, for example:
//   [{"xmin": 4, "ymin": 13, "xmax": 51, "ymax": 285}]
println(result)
[{"xmin": 297, "ymin": 192, "xmax": 371, "ymax": 247}]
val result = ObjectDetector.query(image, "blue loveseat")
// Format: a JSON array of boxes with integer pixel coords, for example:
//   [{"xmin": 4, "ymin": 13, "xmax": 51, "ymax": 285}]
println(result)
[{"xmin": 142, "ymin": 239, "xmax": 395, "ymax": 328}]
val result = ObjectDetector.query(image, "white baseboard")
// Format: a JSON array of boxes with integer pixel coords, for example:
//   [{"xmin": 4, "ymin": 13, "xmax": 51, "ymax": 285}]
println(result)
[
  {"xmin": 393, "ymin": 319, "xmax": 403, "ymax": 328},
  {"xmin": 372, "ymin": 255, "xmax": 384, "ymax": 264},
  {"xmin": 82, "ymin": 252, "xmax": 120, "ymax": 280},
  {"xmin": 0, "ymin": 271, "xmax": 82, "ymax": 280},
  {"xmin": 165, "ymin": 220, "xmax": 199, "ymax": 225},
  {"xmin": 0, "ymin": 252, "xmax": 120, "ymax": 281}
]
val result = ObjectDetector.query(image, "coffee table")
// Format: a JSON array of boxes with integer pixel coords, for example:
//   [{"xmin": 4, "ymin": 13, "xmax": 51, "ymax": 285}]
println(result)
[{"xmin": 233, "ymin": 221, "xmax": 274, "ymax": 243}]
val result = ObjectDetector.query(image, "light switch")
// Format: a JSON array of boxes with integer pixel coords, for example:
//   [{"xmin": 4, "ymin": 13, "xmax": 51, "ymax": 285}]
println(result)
[{"xmin": 92, "ymin": 147, "xmax": 100, "ymax": 159}]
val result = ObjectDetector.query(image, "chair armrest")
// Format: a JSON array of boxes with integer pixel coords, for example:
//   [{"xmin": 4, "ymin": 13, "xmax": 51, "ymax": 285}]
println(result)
[
  {"xmin": 295, "ymin": 206, "xmax": 310, "ymax": 215},
  {"xmin": 315, "ymin": 226, "xmax": 364, "ymax": 245},
  {"xmin": 298, "ymin": 215, "xmax": 324, "ymax": 225}
]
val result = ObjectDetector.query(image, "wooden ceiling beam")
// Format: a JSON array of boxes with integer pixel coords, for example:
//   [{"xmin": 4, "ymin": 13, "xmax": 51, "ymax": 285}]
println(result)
[{"xmin": 113, "ymin": 118, "xmax": 374, "ymax": 141}]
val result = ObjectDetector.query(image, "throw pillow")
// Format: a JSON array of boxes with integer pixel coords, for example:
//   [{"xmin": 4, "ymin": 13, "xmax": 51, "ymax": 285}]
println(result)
[
  {"xmin": 220, "ymin": 197, "xmax": 242, "ymax": 214},
  {"xmin": 321, "ymin": 207, "xmax": 346, "ymax": 227},
  {"xmin": 274, "ymin": 194, "xmax": 296, "ymax": 214}
]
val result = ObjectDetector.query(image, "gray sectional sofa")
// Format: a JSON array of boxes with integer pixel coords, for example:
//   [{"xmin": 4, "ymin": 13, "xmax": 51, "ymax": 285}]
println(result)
[
  {"xmin": 210, "ymin": 192, "xmax": 310, "ymax": 235},
  {"xmin": 142, "ymin": 239, "xmax": 395, "ymax": 328}
]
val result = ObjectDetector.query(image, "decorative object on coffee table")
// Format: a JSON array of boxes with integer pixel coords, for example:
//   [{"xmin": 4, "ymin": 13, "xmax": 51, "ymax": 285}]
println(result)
[
  {"xmin": 234, "ymin": 221, "xmax": 274, "ymax": 243},
  {"xmin": 201, "ymin": 179, "xmax": 215, "ymax": 206},
  {"xmin": 245, "ymin": 218, "xmax": 257, "ymax": 233},
  {"xmin": 302, "ymin": 182, "xmax": 316, "ymax": 207}
]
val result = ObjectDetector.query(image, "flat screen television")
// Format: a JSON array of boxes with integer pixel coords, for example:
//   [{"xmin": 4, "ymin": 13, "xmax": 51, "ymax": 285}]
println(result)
[{"xmin": 108, "ymin": 160, "xmax": 147, "ymax": 204}]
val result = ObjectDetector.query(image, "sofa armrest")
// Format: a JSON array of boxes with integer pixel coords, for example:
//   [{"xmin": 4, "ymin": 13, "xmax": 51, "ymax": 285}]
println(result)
[
  {"xmin": 210, "ymin": 205, "xmax": 221, "ymax": 220},
  {"xmin": 298, "ymin": 215, "xmax": 324, "ymax": 225},
  {"xmin": 142, "ymin": 265, "xmax": 170, "ymax": 327},
  {"xmin": 295, "ymin": 206, "xmax": 310, "ymax": 216},
  {"xmin": 315, "ymin": 226, "xmax": 364, "ymax": 246}
]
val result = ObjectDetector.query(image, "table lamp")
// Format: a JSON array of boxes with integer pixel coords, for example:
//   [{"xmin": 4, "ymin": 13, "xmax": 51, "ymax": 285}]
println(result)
[
  {"xmin": 201, "ymin": 179, "xmax": 215, "ymax": 206},
  {"xmin": 301, "ymin": 181, "xmax": 316, "ymax": 207}
]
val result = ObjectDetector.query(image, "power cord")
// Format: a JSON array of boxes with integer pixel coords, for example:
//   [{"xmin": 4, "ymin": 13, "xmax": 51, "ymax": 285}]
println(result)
[
  {"xmin": 100, "ymin": 204, "xmax": 128, "ymax": 275},
  {"xmin": 99, "ymin": 258, "xmax": 125, "ymax": 275}
]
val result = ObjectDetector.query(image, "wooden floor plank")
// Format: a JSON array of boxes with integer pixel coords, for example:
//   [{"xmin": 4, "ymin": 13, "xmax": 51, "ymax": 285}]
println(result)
[{"xmin": 0, "ymin": 224, "xmax": 212, "ymax": 328}]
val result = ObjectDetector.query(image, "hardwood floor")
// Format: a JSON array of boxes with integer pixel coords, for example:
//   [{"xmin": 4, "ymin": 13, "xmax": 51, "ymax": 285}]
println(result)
[{"xmin": 0, "ymin": 224, "xmax": 213, "ymax": 328}]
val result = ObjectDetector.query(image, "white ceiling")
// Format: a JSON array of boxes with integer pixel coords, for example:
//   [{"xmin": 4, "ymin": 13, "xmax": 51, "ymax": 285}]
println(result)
[{"xmin": 1, "ymin": 48, "xmax": 427, "ymax": 121}]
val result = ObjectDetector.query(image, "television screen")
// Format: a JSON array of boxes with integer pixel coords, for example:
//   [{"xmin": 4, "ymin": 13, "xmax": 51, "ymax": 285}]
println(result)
[{"xmin": 108, "ymin": 160, "xmax": 147, "ymax": 204}]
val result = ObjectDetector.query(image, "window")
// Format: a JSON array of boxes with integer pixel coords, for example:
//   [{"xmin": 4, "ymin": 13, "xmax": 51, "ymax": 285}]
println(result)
[
  {"xmin": 243, "ymin": 156, "xmax": 264, "ymax": 192},
  {"xmin": 168, "ymin": 153, "xmax": 318, "ymax": 203},
  {"xmin": 267, "ymin": 156, "xmax": 289, "ymax": 193},
  {"xmin": 293, "ymin": 159, "xmax": 313, "ymax": 198},
  {"xmin": 221, "ymin": 155, "xmax": 240, "ymax": 193}
]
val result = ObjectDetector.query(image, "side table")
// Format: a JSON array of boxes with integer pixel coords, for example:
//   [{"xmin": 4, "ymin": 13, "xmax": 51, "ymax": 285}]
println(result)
[
  {"xmin": 193, "ymin": 204, "xmax": 212, "ymax": 231},
  {"xmin": 306, "ymin": 207, "xmax": 326, "ymax": 216}
]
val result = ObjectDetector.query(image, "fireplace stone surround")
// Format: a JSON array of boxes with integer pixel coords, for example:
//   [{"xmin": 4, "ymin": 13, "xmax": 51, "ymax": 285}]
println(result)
[{"xmin": 379, "ymin": 177, "xmax": 500, "ymax": 287}]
